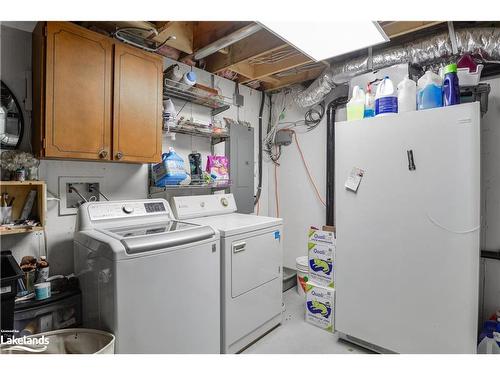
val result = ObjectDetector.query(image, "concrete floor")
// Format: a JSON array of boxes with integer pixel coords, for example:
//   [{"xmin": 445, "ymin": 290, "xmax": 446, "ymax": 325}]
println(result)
[{"xmin": 242, "ymin": 288, "xmax": 371, "ymax": 354}]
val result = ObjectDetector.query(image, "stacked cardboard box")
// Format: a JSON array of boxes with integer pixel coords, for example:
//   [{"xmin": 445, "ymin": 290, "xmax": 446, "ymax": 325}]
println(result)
[{"xmin": 305, "ymin": 226, "xmax": 336, "ymax": 332}]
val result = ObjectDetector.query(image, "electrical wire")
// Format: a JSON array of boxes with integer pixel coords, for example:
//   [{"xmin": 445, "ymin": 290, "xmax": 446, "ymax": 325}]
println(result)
[
  {"xmin": 291, "ymin": 130, "xmax": 326, "ymax": 207},
  {"xmin": 274, "ymin": 148, "xmax": 280, "ymax": 218},
  {"xmin": 263, "ymin": 89, "xmax": 325, "ymax": 165}
]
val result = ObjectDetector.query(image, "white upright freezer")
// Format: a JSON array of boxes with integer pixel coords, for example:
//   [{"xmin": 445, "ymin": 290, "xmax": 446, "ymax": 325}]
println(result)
[{"xmin": 334, "ymin": 102, "xmax": 481, "ymax": 354}]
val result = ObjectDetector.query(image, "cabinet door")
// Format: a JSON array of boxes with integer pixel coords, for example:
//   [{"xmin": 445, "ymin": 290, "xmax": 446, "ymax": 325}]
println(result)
[
  {"xmin": 45, "ymin": 22, "xmax": 112, "ymax": 160},
  {"xmin": 113, "ymin": 43, "xmax": 162, "ymax": 163}
]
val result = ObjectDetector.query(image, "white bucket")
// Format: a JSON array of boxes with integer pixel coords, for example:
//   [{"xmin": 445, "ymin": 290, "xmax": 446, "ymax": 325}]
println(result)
[{"xmin": 296, "ymin": 256, "xmax": 309, "ymax": 297}]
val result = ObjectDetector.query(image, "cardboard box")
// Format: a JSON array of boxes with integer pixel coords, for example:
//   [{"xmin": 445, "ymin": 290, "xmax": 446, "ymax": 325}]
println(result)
[
  {"xmin": 307, "ymin": 226, "xmax": 335, "ymax": 288},
  {"xmin": 305, "ymin": 282, "xmax": 335, "ymax": 332}
]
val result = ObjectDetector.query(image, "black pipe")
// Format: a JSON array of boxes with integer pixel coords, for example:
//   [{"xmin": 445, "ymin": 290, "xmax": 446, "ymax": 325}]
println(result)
[
  {"xmin": 326, "ymin": 96, "xmax": 348, "ymax": 226},
  {"xmin": 254, "ymin": 91, "xmax": 265, "ymax": 206}
]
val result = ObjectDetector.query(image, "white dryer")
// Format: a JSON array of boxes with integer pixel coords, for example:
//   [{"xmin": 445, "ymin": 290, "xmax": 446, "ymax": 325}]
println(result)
[
  {"xmin": 171, "ymin": 193, "xmax": 283, "ymax": 353},
  {"xmin": 74, "ymin": 199, "xmax": 220, "ymax": 353}
]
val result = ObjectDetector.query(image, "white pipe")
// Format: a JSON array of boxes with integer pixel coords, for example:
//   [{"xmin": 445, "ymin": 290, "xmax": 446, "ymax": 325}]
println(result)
[{"xmin": 194, "ymin": 23, "xmax": 262, "ymax": 60}]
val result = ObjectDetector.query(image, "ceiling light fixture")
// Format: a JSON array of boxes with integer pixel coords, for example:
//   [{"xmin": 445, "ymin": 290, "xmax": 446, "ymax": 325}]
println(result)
[{"xmin": 258, "ymin": 21, "xmax": 389, "ymax": 62}]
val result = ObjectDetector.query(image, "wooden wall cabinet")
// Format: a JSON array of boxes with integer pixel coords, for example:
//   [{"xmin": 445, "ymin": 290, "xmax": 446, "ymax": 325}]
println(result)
[{"xmin": 32, "ymin": 22, "xmax": 163, "ymax": 163}]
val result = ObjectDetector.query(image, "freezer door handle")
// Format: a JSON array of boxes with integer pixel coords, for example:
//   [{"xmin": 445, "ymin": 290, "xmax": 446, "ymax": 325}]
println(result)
[
  {"xmin": 407, "ymin": 150, "xmax": 416, "ymax": 171},
  {"xmin": 232, "ymin": 241, "xmax": 246, "ymax": 253}
]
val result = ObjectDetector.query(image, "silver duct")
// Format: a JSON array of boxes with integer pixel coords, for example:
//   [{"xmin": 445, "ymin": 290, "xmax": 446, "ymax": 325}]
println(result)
[{"xmin": 295, "ymin": 27, "xmax": 500, "ymax": 108}]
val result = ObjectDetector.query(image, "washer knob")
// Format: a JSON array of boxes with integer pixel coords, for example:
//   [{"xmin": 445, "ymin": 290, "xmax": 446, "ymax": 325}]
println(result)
[
  {"xmin": 122, "ymin": 205, "xmax": 134, "ymax": 214},
  {"xmin": 221, "ymin": 197, "xmax": 229, "ymax": 207}
]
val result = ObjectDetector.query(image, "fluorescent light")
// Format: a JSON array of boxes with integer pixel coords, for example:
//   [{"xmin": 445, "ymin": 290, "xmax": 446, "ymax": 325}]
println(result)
[{"xmin": 259, "ymin": 21, "xmax": 389, "ymax": 61}]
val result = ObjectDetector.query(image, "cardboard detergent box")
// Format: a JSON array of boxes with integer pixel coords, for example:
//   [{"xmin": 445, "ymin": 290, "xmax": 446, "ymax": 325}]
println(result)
[
  {"xmin": 307, "ymin": 226, "xmax": 335, "ymax": 288},
  {"xmin": 305, "ymin": 282, "xmax": 335, "ymax": 332}
]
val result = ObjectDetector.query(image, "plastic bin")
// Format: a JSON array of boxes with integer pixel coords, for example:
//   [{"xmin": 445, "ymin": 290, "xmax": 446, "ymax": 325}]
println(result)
[
  {"xmin": 0, "ymin": 328, "xmax": 115, "ymax": 354},
  {"xmin": 1, "ymin": 251, "xmax": 24, "ymax": 340}
]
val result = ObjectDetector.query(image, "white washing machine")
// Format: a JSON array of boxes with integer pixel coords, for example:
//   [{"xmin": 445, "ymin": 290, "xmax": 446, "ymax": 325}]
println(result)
[
  {"xmin": 171, "ymin": 193, "xmax": 283, "ymax": 353},
  {"xmin": 74, "ymin": 199, "xmax": 220, "ymax": 354}
]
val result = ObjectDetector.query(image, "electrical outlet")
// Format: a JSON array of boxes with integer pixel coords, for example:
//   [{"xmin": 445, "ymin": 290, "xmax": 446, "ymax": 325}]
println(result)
[{"xmin": 58, "ymin": 176, "xmax": 104, "ymax": 216}]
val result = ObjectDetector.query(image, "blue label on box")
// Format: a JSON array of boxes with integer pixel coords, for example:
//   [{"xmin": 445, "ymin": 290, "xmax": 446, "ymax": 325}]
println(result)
[
  {"xmin": 375, "ymin": 96, "xmax": 398, "ymax": 115},
  {"xmin": 274, "ymin": 231, "xmax": 280, "ymax": 240}
]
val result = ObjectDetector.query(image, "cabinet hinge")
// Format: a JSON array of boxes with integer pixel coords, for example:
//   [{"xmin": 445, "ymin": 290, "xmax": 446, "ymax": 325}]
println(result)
[
  {"xmin": 42, "ymin": 138, "xmax": 47, "ymax": 149},
  {"xmin": 43, "ymin": 25, "xmax": 47, "ymax": 37}
]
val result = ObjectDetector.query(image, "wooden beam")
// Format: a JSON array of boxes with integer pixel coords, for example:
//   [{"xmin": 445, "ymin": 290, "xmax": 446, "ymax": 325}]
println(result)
[
  {"xmin": 193, "ymin": 21, "xmax": 252, "ymax": 52},
  {"xmin": 205, "ymin": 29, "xmax": 286, "ymax": 73},
  {"xmin": 380, "ymin": 21, "xmax": 444, "ymax": 38},
  {"xmin": 149, "ymin": 21, "xmax": 194, "ymax": 54}
]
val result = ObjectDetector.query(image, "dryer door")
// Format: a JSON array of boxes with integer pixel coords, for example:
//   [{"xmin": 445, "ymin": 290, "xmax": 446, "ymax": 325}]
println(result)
[{"xmin": 229, "ymin": 226, "xmax": 282, "ymax": 298}]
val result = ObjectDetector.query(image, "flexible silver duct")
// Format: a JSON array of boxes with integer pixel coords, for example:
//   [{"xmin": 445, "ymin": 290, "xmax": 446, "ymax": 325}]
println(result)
[{"xmin": 295, "ymin": 27, "xmax": 500, "ymax": 108}]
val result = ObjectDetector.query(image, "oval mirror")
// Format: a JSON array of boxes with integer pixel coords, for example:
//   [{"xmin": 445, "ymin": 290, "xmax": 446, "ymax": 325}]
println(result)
[{"xmin": 0, "ymin": 81, "xmax": 24, "ymax": 149}]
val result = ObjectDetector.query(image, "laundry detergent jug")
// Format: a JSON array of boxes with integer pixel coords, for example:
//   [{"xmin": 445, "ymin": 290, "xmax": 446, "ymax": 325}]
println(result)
[
  {"xmin": 417, "ymin": 71, "xmax": 443, "ymax": 110},
  {"xmin": 152, "ymin": 148, "xmax": 188, "ymax": 186},
  {"xmin": 397, "ymin": 77, "xmax": 417, "ymax": 113},
  {"xmin": 375, "ymin": 76, "xmax": 398, "ymax": 116},
  {"xmin": 346, "ymin": 85, "xmax": 365, "ymax": 121}
]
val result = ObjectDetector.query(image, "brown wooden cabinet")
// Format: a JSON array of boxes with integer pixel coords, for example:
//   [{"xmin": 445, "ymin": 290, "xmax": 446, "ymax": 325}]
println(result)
[
  {"xmin": 32, "ymin": 22, "xmax": 162, "ymax": 163},
  {"xmin": 113, "ymin": 43, "xmax": 162, "ymax": 163}
]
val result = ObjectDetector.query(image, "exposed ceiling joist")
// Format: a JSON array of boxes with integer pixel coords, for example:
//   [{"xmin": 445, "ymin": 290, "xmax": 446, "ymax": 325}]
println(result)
[
  {"xmin": 205, "ymin": 29, "xmax": 286, "ymax": 73},
  {"xmin": 380, "ymin": 21, "xmax": 445, "ymax": 38}
]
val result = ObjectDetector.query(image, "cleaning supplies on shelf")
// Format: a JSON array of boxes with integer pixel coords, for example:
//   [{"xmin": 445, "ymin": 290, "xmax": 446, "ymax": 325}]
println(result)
[
  {"xmin": 189, "ymin": 152, "xmax": 203, "ymax": 184},
  {"xmin": 206, "ymin": 155, "xmax": 229, "ymax": 181},
  {"xmin": 375, "ymin": 76, "xmax": 398, "ymax": 116},
  {"xmin": 417, "ymin": 70, "xmax": 443, "ymax": 110},
  {"xmin": 443, "ymin": 63, "xmax": 460, "ymax": 107},
  {"xmin": 162, "ymin": 98, "xmax": 177, "ymax": 131},
  {"xmin": 457, "ymin": 54, "xmax": 484, "ymax": 86},
  {"xmin": 152, "ymin": 148, "xmax": 188, "ymax": 186},
  {"xmin": 397, "ymin": 77, "xmax": 417, "ymax": 113},
  {"xmin": 346, "ymin": 85, "xmax": 365, "ymax": 121},
  {"xmin": 182, "ymin": 71, "xmax": 197, "ymax": 88},
  {"xmin": 364, "ymin": 84, "xmax": 375, "ymax": 118}
]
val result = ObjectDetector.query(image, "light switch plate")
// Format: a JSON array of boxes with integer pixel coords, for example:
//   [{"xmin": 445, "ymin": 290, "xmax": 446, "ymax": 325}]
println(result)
[{"xmin": 58, "ymin": 176, "xmax": 104, "ymax": 216}]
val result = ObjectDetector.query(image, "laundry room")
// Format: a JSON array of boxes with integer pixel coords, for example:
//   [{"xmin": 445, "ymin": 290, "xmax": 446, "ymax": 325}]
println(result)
[{"xmin": 1, "ymin": 1, "xmax": 500, "ymax": 373}]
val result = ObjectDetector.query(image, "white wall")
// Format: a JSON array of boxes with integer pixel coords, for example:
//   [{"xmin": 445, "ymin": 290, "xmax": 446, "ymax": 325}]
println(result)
[{"xmin": 1, "ymin": 26, "xmax": 264, "ymax": 275}]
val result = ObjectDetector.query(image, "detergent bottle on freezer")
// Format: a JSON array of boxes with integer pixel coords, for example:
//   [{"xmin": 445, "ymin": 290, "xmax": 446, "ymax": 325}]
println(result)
[
  {"xmin": 375, "ymin": 76, "xmax": 398, "ymax": 116},
  {"xmin": 417, "ymin": 70, "xmax": 443, "ymax": 110},
  {"xmin": 442, "ymin": 63, "xmax": 460, "ymax": 106},
  {"xmin": 397, "ymin": 77, "xmax": 417, "ymax": 113},
  {"xmin": 346, "ymin": 85, "xmax": 365, "ymax": 121},
  {"xmin": 364, "ymin": 83, "xmax": 375, "ymax": 118}
]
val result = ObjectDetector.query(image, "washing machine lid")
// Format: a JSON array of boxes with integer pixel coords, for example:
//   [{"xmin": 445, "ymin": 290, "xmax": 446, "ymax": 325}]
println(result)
[
  {"xmin": 187, "ymin": 213, "xmax": 282, "ymax": 237},
  {"xmin": 97, "ymin": 220, "xmax": 215, "ymax": 254}
]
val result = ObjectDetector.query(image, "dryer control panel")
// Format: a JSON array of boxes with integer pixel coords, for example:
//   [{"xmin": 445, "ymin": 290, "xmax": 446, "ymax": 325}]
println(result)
[{"xmin": 172, "ymin": 194, "xmax": 237, "ymax": 220}]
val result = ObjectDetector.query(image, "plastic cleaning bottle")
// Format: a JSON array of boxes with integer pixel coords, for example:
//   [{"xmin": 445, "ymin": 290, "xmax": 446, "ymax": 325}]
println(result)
[
  {"xmin": 397, "ymin": 77, "xmax": 417, "ymax": 113},
  {"xmin": 162, "ymin": 98, "xmax": 177, "ymax": 131},
  {"xmin": 443, "ymin": 63, "xmax": 460, "ymax": 106},
  {"xmin": 417, "ymin": 71, "xmax": 443, "ymax": 110},
  {"xmin": 375, "ymin": 76, "xmax": 398, "ymax": 116},
  {"xmin": 478, "ymin": 332, "xmax": 500, "ymax": 354},
  {"xmin": 364, "ymin": 84, "xmax": 375, "ymax": 118},
  {"xmin": 346, "ymin": 85, "xmax": 365, "ymax": 121},
  {"xmin": 182, "ymin": 71, "xmax": 197, "ymax": 88},
  {"xmin": 153, "ymin": 148, "xmax": 188, "ymax": 186}
]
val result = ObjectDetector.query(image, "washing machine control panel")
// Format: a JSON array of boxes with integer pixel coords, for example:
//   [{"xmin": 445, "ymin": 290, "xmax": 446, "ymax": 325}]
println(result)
[{"xmin": 88, "ymin": 200, "xmax": 169, "ymax": 220}]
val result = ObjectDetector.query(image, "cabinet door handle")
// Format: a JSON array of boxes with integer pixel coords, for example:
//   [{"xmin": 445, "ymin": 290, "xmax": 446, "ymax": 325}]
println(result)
[
  {"xmin": 116, "ymin": 152, "xmax": 123, "ymax": 160},
  {"xmin": 232, "ymin": 242, "xmax": 246, "ymax": 253},
  {"xmin": 98, "ymin": 149, "xmax": 108, "ymax": 159}
]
